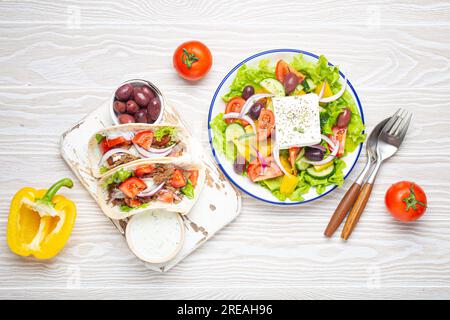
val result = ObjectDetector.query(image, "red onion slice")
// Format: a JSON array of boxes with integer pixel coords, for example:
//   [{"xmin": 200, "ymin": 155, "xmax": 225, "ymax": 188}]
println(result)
[
  {"xmin": 318, "ymin": 79, "xmax": 327, "ymax": 100},
  {"xmin": 148, "ymin": 143, "xmax": 177, "ymax": 154},
  {"xmin": 240, "ymin": 93, "xmax": 274, "ymax": 116},
  {"xmin": 133, "ymin": 142, "xmax": 173, "ymax": 158},
  {"xmin": 99, "ymin": 148, "xmax": 135, "ymax": 166},
  {"xmin": 137, "ymin": 182, "xmax": 165, "ymax": 197},
  {"xmin": 320, "ymin": 134, "xmax": 336, "ymax": 149},
  {"xmin": 252, "ymin": 146, "xmax": 267, "ymax": 175},
  {"xmin": 272, "ymin": 142, "xmax": 289, "ymax": 176},
  {"xmin": 110, "ymin": 189, "xmax": 126, "ymax": 199},
  {"xmin": 309, "ymin": 144, "xmax": 326, "ymax": 152},
  {"xmin": 319, "ymin": 75, "xmax": 347, "ymax": 103}
]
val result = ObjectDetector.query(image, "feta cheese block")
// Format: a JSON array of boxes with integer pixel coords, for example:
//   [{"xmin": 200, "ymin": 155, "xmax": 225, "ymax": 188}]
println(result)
[{"xmin": 272, "ymin": 93, "xmax": 321, "ymax": 149}]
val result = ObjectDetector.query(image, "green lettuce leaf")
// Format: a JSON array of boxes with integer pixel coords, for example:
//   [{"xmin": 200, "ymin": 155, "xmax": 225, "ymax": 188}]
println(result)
[
  {"xmin": 291, "ymin": 54, "xmax": 340, "ymax": 86},
  {"xmin": 222, "ymin": 59, "xmax": 275, "ymax": 102},
  {"xmin": 181, "ymin": 179, "xmax": 195, "ymax": 199},
  {"xmin": 154, "ymin": 126, "xmax": 177, "ymax": 143},
  {"xmin": 259, "ymin": 176, "xmax": 283, "ymax": 192},
  {"xmin": 95, "ymin": 134, "xmax": 105, "ymax": 144},
  {"xmin": 120, "ymin": 203, "xmax": 150, "ymax": 212},
  {"xmin": 210, "ymin": 113, "xmax": 236, "ymax": 161},
  {"xmin": 102, "ymin": 168, "xmax": 132, "ymax": 188}
]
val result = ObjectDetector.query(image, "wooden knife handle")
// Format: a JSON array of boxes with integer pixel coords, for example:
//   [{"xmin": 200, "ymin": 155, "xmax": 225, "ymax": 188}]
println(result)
[
  {"xmin": 341, "ymin": 183, "xmax": 374, "ymax": 240},
  {"xmin": 324, "ymin": 182, "xmax": 361, "ymax": 237}
]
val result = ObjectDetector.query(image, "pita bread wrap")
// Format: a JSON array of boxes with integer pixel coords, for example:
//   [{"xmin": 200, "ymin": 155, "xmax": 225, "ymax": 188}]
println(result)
[
  {"xmin": 87, "ymin": 123, "xmax": 191, "ymax": 178},
  {"xmin": 97, "ymin": 157, "xmax": 205, "ymax": 220}
]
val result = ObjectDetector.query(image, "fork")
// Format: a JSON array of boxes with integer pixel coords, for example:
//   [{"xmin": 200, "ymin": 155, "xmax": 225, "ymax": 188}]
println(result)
[{"xmin": 341, "ymin": 108, "xmax": 412, "ymax": 240}]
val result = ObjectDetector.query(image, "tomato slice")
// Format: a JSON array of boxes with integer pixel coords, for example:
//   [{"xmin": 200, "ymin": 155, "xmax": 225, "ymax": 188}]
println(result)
[
  {"xmin": 188, "ymin": 170, "xmax": 199, "ymax": 187},
  {"xmin": 132, "ymin": 130, "xmax": 154, "ymax": 150},
  {"xmin": 225, "ymin": 97, "xmax": 248, "ymax": 126},
  {"xmin": 118, "ymin": 177, "xmax": 147, "ymax": 199},
  {"xmin": 170, "ymin": 169, "xmax": 187, "ymax": 188},
  {"xmin": 135, "ymin": 164, "xmax": 156, "ymax": 178},
  {"xmin": 288, "ymin": 147, "xmax": 301, "ymax": 175},
  {"xmin": 107, "ymin": 136, "xmax": 129, "ymax": 149},
  {"xmin": 275, "ymin": 60, "xmax": 305, "ymax": 84},
  {"xmin": 157, "ymin": 190, "xmax": 174, "ymax": 203},
  {"xmin": 257, "ymin": 109, "xmax": 275, "ymax": 139},
  {"xmin": 247, "ymin": 156, "xmax": 283, "ymax": 182},
  {"xmin": 329, "ymin": 126, "xmax": 347, "ymax": 157},
  {"xmin": 124, "ymin": 198, "xmax": 143, "ymax": 208},
  {"xmin": 100, "ymin": 138, "xmax": 111, "ymax": 154}
]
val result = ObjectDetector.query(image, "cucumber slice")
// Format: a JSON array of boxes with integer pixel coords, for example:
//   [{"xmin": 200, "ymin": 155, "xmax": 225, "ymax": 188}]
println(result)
[
  {"xmin": 303, "ymin": 78, "xmax": 316, "ymax": 92},
  {"xmin": 295, "ymin": 156, "xmax": 311, "ymax": 171},
  {"xmin": 225, "ymin": 123, "xmax": 245, "ymax": 142},
  {"xmin": 306, "ymin": 164, "xmax": 335, "ymax": 179},
  {"xmin": 260, "ymin": 78, "xmax": 285, "ymax": 96}
]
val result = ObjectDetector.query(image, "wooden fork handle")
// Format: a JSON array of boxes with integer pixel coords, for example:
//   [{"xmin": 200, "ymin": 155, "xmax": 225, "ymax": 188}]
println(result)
[
  {"xmin": 341, "ymin": 183, "xmax": 374, "ymax": 240},
  {"xmin": 324, "ymin": 182, "xmax": 361, "ymax": 237}
]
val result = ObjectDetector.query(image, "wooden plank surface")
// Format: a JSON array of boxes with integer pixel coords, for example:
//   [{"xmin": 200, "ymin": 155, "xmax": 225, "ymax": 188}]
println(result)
[{"xmin": 0, "ymin": 0, "xmax": 449, "ymax": 300}]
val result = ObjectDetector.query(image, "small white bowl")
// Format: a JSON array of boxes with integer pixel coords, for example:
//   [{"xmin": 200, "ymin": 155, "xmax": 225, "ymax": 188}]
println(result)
[
  {"xmin": 110, "ymin": 79, "xmax": 165, "ymax": 126},
  {"xmin": 125, "ymin": 210, "xmax": 185, "ymax": 264}
]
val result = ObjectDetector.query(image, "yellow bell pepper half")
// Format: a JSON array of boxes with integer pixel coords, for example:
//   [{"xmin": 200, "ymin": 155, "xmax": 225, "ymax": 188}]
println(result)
[{"xmin": 7, "ymin": 178, "xmax": 76, "ymax": 260}]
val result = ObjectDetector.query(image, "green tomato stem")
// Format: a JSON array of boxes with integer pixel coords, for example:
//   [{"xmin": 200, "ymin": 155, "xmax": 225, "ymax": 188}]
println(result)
[
  {"xmin": 181, "ymin": 48, "xmax": 199, "ymax": 69},
  {"xmin": 38, "ymin": 178, "xmax": 74, "ymax": 207}
]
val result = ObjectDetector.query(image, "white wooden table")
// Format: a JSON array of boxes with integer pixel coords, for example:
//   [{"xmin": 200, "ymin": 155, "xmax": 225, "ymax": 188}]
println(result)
[{"xmin": 1, "ymin": 0, "xmax": 450, "ymax": 300}]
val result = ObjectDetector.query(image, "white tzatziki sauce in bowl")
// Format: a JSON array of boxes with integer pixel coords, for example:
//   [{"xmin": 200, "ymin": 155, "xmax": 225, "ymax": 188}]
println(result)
[{"xmin": 126, "ymin": 210, "xmax": 185, "ymax": 263}]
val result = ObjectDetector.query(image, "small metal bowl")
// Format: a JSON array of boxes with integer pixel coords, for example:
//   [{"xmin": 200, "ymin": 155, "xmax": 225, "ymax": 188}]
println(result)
[{"xmin": 110, "ymin": 79, "xmax": 166, "ymax": 126}]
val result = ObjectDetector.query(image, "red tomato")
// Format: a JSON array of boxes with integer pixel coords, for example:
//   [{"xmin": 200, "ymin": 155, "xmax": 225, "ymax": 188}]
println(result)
[
  {"xmin": 257, "ymin": 109, "xmax": 275, "ymax": 139},
  {"xmin": 289, "ymin": 147, "xmax": 301, "ymax": 174},
  {"xmin": 124, "ymin": 198, "xmax": 143, "ymax": 208},
  {"xmin": 385, "ymin": 181, "xmax": 427, "ymax": 222},
  {"xmin": 225, "ymin": 97, "xmax": 248, "ymax": 126},
  {"xmin": 170, "ymin": 169, "xmax": 187, "ymax": 188},
  {"xmin": 247, "ymin": 156, "xmax": 283, "ymax": 182},
  {"xmin": 173, "ymin": 41, "xmax": 212, "ymax": 81},
  {"xmin": 157, "ymin": 190, "xmax": 174, "ymax": 203},
  {"xmin": 118, "ymin": 177, "xmax": 147, "ymax": 199},
  {"xmin": 135, "ymin": 164, "xmax": 155, "ymax": 178},
  {"xmin": 107, "ymin": 136, "xmax": 129, "ymax": 149},
  {"xmin": 132, "ymin": 130, "xmax": 154, "ymax": 150},
  {"xmin": 188, "ymin": 170, "xmax": 199, "ymax": 187},
  {"xmin": 329, "ymin": 126, "xmax": 347, "ymax": 157},
  {"xmin": 100, "ymin": 138, "xmax": 111, "ymax": 154},
  {"xmin": 275, "ymin": 60, "xmax": 305, "ymax": 84}
]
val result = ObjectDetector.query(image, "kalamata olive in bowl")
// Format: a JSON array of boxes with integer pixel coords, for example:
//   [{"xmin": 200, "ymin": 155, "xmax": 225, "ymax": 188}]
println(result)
[
  {"xmin": 242, "ymin": 85, "xmax": 255, "ymax": 100},
  {"xmin": 135, "ymin": 109, "xmax": 148, "ymax": 123},
  {"xmin": 113, "ymin": 101, "xmax": 126, "ymax": 114},
  {"xmin": 147, "ymin": 97, "xmax": 161, "ymax": 122},
  {"xmin": 233, "ymin": 155, "xmax": 246, "ymax": 174},
  {"xmin": 115, "ymin": 83, "xmax": 133, "ymax": 101},
  {"xmin": 305, "ymin": 147, "xmax": 324, "ymax": 161},
  {"xmin": 110, "ymin": 79, "xmax": 165, "ymax": 125},
  {"xmin": 337, "ymin": 108, "xmax": 351, "ymax": 128},
  {"xmin": 118, "ymin": 114, "xmax": 135, "ymax": 124},
  {"xmin": 249, "ymin": 101, "xmax": 264, "ymax": 119},
  {"xmin": 140, "ymin": 86, "xmax": 156, "ymax": 100},
  {"xmin": 284, "ymin": 72, "xmax": 299, "ymax": 95},
  {"xmin": 134, "ymin": 89, "xmax": 151, "ymax": 107},
  {"xmin": 126, "ymin": 100, "xmax": 140, "ymax": 115}
]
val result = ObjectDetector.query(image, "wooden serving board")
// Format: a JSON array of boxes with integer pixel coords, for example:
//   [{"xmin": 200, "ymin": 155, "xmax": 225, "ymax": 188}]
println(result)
[{"xmin": 60, "ymin": 99, "xmax": 242, "ymax": 272}]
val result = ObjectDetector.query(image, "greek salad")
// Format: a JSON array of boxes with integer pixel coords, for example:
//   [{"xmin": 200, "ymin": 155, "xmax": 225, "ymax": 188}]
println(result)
[{"xmin": 210, "ymin": 54, "xmax": 366, "ymax": 201}]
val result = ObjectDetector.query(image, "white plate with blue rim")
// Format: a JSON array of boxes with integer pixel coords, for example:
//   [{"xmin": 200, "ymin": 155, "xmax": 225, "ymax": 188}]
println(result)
[{"xmin": 208, "ymin": 49, "xmax": 365, "ymax": 205}]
